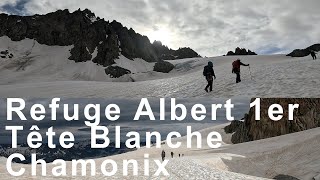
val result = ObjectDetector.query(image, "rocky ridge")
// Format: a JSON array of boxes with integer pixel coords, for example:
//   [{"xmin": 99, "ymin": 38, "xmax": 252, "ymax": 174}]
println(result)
[
  {"xmin": 287, "ymin": 44, "xmax": 320, "ymax": 57},
  {"xmin": 226, "ymin": 47, "xmax": 257, "ymax": 56},
  {"xmin": 0, "ymin": 9, "xmax": 200, "ymax": 76},
  {"xmin": 226, "ymin": 98, "xmax": 320, "ymax": 144}
]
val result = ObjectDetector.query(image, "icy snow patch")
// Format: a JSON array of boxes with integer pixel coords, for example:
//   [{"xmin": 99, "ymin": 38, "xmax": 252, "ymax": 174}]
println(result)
[
  {"xmin": 85, "ymin": 13, "xmax": 97, "ymax": 23},
  {"xmin": 91, "ymin": 47, "xmax": 98, "ymax": 61},
  {"xmin": 114, "ymin": 55, "xmax": 155, "ymax": 74},
  {"xmin": 0, "ymin": 36, "xmax": 110, "ymax": 83}
]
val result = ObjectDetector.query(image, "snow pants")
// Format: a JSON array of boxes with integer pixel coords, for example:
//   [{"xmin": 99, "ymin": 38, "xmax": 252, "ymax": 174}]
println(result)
[
  {"xmin": 312, "ymin": 55, "xmax": 317, "ymax": 60},
  {"xmin": 236, "ymin": 72, "xmax": 241, "ymax": 83},
  {"xmin": 205, "ymin": 80, "xmax": 213, "ymax": 92}
]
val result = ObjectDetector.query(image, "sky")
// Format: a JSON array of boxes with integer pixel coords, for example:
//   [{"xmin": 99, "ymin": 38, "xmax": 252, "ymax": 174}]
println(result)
[{"xmin": 0, "ymin": 0, "xmax": 319, "ymax": 57}]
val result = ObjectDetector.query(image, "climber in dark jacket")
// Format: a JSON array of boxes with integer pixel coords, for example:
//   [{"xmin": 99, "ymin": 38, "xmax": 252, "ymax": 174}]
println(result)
[
  {"xmin": 203, "ymin": 61, "xmax": 216, "ymax": 92},
  {"xmin": 310, "ymin": 51, "xmax": 317, "ymax": 60},
  {"xmin": 161, "ymin": 150, "xmax": 166, "ymax": 161},
  {"xmin": 232, "ymin": 59, "xmax": 249, "ymax": 83}
]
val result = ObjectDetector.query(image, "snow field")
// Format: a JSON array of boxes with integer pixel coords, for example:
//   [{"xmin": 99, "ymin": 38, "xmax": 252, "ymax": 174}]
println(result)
[{"xmin": 1, "ymin": 36, "xmax": 320, "ymax": 98}]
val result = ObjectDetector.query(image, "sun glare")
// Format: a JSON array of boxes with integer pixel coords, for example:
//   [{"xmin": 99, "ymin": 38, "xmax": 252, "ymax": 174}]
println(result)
[{"xmin": 147, "ymin": 28, "xmax": 171, "ymax": 46}]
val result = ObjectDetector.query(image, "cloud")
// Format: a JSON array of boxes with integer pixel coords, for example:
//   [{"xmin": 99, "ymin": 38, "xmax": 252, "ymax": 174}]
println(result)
[
  {"xmin": 0, "ymin": 0, "xmax": 319, "ymax": 56},
  {"xmin": 0, "ymin": 0, "xmax": 28, "ymax": 15}
]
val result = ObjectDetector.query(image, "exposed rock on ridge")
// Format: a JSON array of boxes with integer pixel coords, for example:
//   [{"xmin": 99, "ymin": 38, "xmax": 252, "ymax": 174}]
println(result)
[{"xmin": 227, "ymin": 98, "xmax": 320, "ymax": 144}]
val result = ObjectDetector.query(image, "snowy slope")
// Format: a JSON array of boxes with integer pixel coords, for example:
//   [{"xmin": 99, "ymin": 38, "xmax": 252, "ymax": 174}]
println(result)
[
  {"xmin": 0, "ymin": 38, "xmax": 319, "ymax": 98},
  {"xmin": 1, "ymin": 37, "xmax": 320, "ymax": 179},
  {"xmin": 0, "ymin": 36, "xmax": 175, "ymax": 84},
  {"xmin": 0, "ymin": 36, "xmax": 109, "ymax": 83}
]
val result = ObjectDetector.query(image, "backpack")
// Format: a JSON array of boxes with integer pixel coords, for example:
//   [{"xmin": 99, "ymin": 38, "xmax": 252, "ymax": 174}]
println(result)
[
  {"xmin": 232, "ymin": 60, "xmax": 241, "ymax": 71},
  {"xmin": 203, "ymin": 66, "xmax": 208, "ymax": 76}
]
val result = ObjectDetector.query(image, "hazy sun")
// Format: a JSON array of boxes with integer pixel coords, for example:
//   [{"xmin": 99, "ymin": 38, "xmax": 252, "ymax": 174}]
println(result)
[{"xmin": 147, "ymin": 28, "xmax": 171, "ymax": 46}]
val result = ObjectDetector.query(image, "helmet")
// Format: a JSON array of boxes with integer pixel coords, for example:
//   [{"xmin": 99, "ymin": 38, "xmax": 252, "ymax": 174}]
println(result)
[{"xmin": 208, "ymin": 61, "xmax": 213, "ymax": 67}]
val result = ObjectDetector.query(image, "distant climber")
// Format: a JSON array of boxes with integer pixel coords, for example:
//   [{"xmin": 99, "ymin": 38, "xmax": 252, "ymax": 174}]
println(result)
[
  {"xmin": 161, "ymin": 150, "xmax": 166, "ymax": 161},
  {"xmin": 171, "ymin": 152, "xmax": 174, "ymax": 158},
  {"xmin": 232, "ymin": 59, "xmax": 249, "ymax": 83},
  {"xmin": 310, "ymin": 50, "xmax": 317, "ymax": 60},
  {"xmin": 203, "ymin": 61, "xmax": 216, "ymax": 92}
]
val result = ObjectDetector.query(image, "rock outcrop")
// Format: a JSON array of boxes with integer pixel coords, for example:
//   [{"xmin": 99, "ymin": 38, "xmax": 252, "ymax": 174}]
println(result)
[
  {"xmin": 274, "ymin": 174, "xmax": 300, "ymax": 180},
  {"xmin": 287, "ymin": 44, "xmax": 320, "ymax": 57},
  {"xmin": 226, "ymin": 47, "xmax": 257, "ymax": 56},
  {"xmin": 0, "ymin": 9, "xmax": 200, "ymax": 75},
  {"xmin": 173, "ymin": 47, "xmax": 201, "ymax": 59},
  {"xmin": 229, "ymin": 98, "xmax": 320, "ymax": 144},
  {"xmin": 153, "ymin": 61, "xmax": 175, "ymax": 73},
  {"xmin": 224, "ymin": 120, "xmax": 244, "ymax": 134},
  {"xmin": 153, "ymin": 41, "xmax": 201, "ymax": 60},
  {"xmin": 224, "ymin": 118, "xmax": 251, "ymax": 144},
  {"xmin": 287, "ymin": 49, "xmax": 310, "ymax": 57},
  {"xmin": 105, "ymin": 66, "xmax": 131, "ymax": 78},
  {"xmin": 0, "ymin": 49, "xmax": 14, "ymax": 59}
]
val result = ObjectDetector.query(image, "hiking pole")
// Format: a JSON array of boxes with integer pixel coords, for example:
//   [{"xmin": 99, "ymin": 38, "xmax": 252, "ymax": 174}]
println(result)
[{"xmin": 248, "ymin": 66, "xmax": 253, "ymax": 80}]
